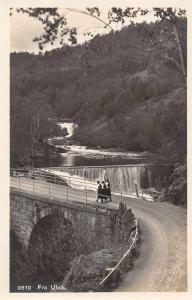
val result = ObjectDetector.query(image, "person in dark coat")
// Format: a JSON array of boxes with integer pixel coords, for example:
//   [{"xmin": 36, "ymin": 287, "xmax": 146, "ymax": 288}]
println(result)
[
  {"xmin": 106, "ymin": 178, "xmax": 112, "ymax": 201},
  {"xmin": 96, "ymin": 181, "xmax": 102, "ymax": 202},
  {"xmin": 101, "ymin": 181, "xmax": 107, "ymax": 203}
]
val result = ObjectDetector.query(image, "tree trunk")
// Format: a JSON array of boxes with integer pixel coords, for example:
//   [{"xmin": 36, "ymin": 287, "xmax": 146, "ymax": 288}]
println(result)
[{"xmin": 172, "ymin": 22, "xmax": 187, "ymax": 82}]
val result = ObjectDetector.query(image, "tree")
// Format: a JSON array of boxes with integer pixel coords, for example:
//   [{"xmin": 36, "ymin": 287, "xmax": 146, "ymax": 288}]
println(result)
[
  {"xmin": 11, "ymin": 7, "xmax": 187, "ymax": 81},
  {"xmin": 10, "ymin": 84, "xmax": 62, "ymax": 166},
  {"xmin": 107, "ymin": 7, "xmax": 187, "ymax": 81},
  {"xmin": 30, "ymin": 107, "xmax": 42, "ymax": 161},
  {"xmin": 10, "ymin": 7, "xmax": 187, "ymax": 166}
]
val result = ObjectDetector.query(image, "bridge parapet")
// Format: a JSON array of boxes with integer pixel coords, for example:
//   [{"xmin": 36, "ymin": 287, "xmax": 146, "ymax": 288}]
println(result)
[
  {"xmin": 10, "ymin": 187, "xmax": 139, "ymax": 292},
  {"xmin": 10, "ymin": 188, "xmax": 117, "ymax": 252},
  {"xmin": 10, "ymin": 168, "xmax": 165, "ymax": 201}
]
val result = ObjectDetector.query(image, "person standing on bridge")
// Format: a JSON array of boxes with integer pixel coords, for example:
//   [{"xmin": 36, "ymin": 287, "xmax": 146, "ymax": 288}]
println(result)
[
  {"xmin": 101, "ymin": 181, "xmax": 107, "ymax": 203},
  {"xmin": 106, "ymin": 178, "xmax": 112, "ymax": 202},
  {"xmin": 96, "ymin": 181, "xmax": 102, "ymax": 202}
]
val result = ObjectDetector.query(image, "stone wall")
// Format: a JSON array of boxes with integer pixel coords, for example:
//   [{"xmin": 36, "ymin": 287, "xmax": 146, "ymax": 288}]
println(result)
[
  {"xmin": 10, "ymin": 189, "xmax": 138, "ymax": 292},
  {"xmin": 10, "ymin": 189, "xmax": 117, "ymax": 252},
  {"xmin": 63, "ymin": 203, "xmax": 139, "ymax": 292}
]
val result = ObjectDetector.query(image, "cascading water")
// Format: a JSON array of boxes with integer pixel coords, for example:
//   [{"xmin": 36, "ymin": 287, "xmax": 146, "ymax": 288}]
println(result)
[
  {"xmin": 43, "ymin": 121, "xmax": 173, "ymax": 197},
  {"xmin": 42, "ymin": 164, "xmax": 173, "ymax": 196},
  {"xmin": 57, "ymin": 122, "xmax": 77, "ymax": 137}
]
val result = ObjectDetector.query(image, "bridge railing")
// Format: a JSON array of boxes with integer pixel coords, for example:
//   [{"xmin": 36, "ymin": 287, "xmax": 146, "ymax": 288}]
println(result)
[
  {"xmin": 10, "ymin": 168, "xmax": 175, "ymax": 203},
  {"xmin": 10, "ymin": 168, "xmax": 116, "ymax": 207},
  {"xmin": 39, "ymin": 165, "xmax": 174, "ymax": 201},
  {"xmin": 98, "ymin": 211, "xmax": 139, "ymax": 289}
]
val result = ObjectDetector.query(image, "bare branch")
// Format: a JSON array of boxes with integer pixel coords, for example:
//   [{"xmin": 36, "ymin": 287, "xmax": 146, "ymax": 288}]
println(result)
[
  {"xmin": 66, "ymin": 8, "xmax": 114, "ymax": 32},
  {"xmin": 160, "ymin": 54, "xmax": 183, "ymax": 72}
]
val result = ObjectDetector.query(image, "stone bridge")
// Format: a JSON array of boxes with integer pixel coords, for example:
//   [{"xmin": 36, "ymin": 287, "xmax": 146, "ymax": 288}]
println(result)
[{"xmin": 10, "ymin": 188, "xmax": 120, "ymax": 252}]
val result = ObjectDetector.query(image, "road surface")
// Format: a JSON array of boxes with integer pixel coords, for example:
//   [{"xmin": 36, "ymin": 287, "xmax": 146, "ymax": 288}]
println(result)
[
  {"xmin": 10, "ymin": 176, "xmax": 187, "ymax": 291},
  {"xmin": 115, "ymin": 196, "xmax": 187, "ymax": 291}
]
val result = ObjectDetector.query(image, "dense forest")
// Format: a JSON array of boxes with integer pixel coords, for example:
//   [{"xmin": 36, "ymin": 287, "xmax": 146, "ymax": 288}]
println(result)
[{"xmin": 11, "ymin": 20, "xmax": 186, "ymax": 165}]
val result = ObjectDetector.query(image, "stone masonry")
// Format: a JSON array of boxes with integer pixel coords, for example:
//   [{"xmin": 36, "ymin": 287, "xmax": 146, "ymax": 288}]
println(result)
[{"xmin": 10, "ymin": 188, "xmax": 117, "ymax": 252}]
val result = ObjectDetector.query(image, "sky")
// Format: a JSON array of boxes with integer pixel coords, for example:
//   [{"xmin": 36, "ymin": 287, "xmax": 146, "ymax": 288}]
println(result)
[{"xmin": 10, "ymin": 7, "xmax": 156, "ymax": 53}]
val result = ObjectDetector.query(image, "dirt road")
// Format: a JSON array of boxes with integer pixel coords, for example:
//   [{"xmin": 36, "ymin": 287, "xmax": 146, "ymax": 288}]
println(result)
[
  {"xmin": 10, "ymin": 177, "xmax": 187, "ymax": 291},
  {"xmin": 114, "ymin": 196, "xmax": 187, "ymax": 292}
]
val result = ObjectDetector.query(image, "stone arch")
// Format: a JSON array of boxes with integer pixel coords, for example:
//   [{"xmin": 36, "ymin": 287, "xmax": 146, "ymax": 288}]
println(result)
[
  {"xmin": 27, "ymin": 212, "xmax": 78, "ymax": 283},
  {"xmin": 24, "ymin": 207, "xmax": 69, "ymax": 251}
]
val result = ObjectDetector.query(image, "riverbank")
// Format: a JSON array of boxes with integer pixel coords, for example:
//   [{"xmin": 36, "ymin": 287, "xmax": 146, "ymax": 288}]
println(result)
[
  {"xmin": 11, "ymin": 141, "xmax": 68, "ymax": 168},
  {"xmin": 12, "ymin": 121, "xmax": 186, "ymax": 207}
]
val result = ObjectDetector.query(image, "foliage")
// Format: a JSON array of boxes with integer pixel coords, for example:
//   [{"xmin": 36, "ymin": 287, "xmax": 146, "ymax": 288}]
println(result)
[
  {"xmin": 11, "ymin": 20, "xmax": 186, "ymax": 164},
  {"xmin": 11, "ymin": 7, "xmax": 186, "ymax": 81},
  {"xmin": 10, "ymin": 216, "xmax": 78, "ymax": 291},
  {"xmin": 10, "ymin": 205, "xmax": 136, "ymax": 291},
  {"xmin": 10, "ymin": 8, "xmax": 77, "ymax": 49},
  {"xmin": 10, "ymin": 60, "xmax": 64, "ymax": 166},
  {"xmin": 167, "ymin": 162, "xmax": 187, "ymax": 206},
  {"xmin": 157, "ymin": 162, "xmax": 187, "ymax": 206}
]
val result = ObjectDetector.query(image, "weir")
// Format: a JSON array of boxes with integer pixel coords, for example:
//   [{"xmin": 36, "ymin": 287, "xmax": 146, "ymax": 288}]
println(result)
[{"xmin": 41, "ymin": 164, "xmax": 173, "ymax": 194}]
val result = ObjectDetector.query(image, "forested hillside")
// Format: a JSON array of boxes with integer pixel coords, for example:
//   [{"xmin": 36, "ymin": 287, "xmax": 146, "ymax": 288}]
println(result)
[{"xmin": 11, "ymin": 20, "xmax": 186, "ymax": 165}]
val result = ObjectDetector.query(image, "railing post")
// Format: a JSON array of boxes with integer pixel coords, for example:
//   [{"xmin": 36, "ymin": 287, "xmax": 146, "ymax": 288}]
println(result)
[
  {"xmin": 67, "ymin": 187, "xmax": 69, "ymax": 201},
  {"xmin": 48, "ymin": 182, "xmax": 50, "ymax": 198},
  {"xmin": 121, "ymin": 192, "xmax": 123, "ymax": 202},
  {"xmin": 18, "ymin": 176, "xmax": 20, "ymax": 190},
  {"xmin": 134, "ymin": 183, "xmax": 139, "ymax": 198},
  {"xmin": 85, "ymin": 188, "xmax": 87, "ymax": 205}
]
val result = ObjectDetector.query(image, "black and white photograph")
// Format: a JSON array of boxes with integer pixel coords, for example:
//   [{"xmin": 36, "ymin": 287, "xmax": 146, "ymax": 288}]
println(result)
[{"xmin": 4, "ymin": 0, "xmax": 189, "ymax": 295}]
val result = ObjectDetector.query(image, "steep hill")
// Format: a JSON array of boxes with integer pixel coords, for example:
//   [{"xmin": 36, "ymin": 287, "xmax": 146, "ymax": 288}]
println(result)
[{"xmin": 10, "ymin": 20, "xmax": 186, "ymax": 164}]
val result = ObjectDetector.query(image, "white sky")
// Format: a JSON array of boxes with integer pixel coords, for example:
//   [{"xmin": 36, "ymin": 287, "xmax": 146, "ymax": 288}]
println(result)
[{"xmin": 10, "ymin": 7, "xmax": 156, "ymax": 53}]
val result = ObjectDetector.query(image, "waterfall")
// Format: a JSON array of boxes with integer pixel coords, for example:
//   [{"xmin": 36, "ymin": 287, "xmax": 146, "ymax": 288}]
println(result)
[
  {"xmin": 57, "ymin": 122, "xmax": 77, "ymax": 138},
  {"xmin": 43, "ymin": 164, "xmax": 172, "ymax": 196}
]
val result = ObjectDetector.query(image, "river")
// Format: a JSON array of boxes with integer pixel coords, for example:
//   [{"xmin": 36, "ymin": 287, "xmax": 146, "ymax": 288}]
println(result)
[
  {"xmin": 34, "ymin": 122, "xmax": 168, "ymax": 168},
  {"xmin": 32, "ymin": 122, "xmax": 173, "ymax": 195}
]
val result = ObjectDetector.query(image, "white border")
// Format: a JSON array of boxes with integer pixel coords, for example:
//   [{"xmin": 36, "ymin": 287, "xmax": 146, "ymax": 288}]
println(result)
[{"xmin": 0, "ymin": 1, "xmax": 191, "ymax": 299}]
